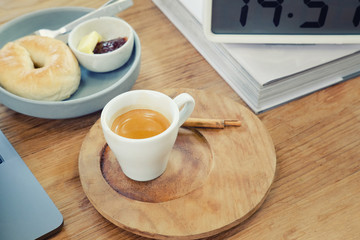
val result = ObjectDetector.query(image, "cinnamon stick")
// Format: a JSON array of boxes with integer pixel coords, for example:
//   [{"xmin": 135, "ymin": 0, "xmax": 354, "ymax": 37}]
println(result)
[{"xmin": 182, "ymin": 118, "xmax": 241, "ymax": 129}]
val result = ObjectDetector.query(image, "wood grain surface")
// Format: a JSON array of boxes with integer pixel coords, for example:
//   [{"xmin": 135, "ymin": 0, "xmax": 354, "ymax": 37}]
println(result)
[
  {"xmin": 78, "ymin": 89, "xmax": 276, "ymax": 239},
  {"xmin": 1, "ymin": 0, "xmax": 360, "ymax": 239},
  {"xmin": 100, "ymin": 127, "xmax": 213, "ymax": 203}
]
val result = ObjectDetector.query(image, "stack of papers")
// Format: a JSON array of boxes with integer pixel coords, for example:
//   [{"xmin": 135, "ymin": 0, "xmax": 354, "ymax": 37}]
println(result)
[{"xmin": 153, "ymin": 0, "xmax": 360, "ymax": 113}]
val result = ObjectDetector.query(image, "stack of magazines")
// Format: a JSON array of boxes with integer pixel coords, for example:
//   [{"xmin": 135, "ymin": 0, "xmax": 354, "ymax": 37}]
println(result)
[{"xmin": 153, "ymin": 0, "xmax": 360, "ymax": 113}]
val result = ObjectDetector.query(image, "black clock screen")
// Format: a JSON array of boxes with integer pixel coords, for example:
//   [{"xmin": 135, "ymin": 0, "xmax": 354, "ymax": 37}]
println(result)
[{"xmin": 211, "ymin": 0, "xmax": 360, "ymax": 34}]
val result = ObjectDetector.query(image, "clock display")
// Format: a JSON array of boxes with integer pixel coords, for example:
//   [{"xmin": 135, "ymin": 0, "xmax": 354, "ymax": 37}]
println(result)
[{"xmin": 211, "ymin": 0, "xmax": 360, "ymax": 34}]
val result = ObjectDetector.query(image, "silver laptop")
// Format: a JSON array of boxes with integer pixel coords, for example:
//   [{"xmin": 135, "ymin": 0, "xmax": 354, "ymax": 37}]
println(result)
[{"xmin": 0, "ymin": 130, "xmax": 63, "ymax": 239}]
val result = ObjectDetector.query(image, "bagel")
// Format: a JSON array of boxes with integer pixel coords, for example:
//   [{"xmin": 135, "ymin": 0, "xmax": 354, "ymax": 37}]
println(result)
[{"xmin": 0, "ymin": 35, "xmax": 81, "ymax": 101}]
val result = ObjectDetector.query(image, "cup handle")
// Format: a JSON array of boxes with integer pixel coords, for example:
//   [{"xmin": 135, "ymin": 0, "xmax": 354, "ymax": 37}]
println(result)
[{"xmin": 173, "ymin": 93, "xmax": 195, "ymax": 127}]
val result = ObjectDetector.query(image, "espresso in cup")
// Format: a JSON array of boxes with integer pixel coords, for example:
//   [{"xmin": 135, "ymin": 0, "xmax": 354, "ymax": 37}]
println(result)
[
  {"xmin": 101, "ymin": 90, "xmax": 195, "ymax": 181},
  {"xmin": 111, "ymin": 109, "xmax": 171, "ymax": 139}
]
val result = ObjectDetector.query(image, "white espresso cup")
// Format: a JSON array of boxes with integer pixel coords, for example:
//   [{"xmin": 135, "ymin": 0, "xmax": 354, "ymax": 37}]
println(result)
[{"xmin": 101, "ymin": 90, "xmax": 195, "ymax": 181}]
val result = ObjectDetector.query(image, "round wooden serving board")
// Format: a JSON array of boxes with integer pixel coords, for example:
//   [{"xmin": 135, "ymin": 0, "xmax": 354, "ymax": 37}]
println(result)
[{"xmin": 78, "ymin": 89, "xmax": 277, "ymax": 239}]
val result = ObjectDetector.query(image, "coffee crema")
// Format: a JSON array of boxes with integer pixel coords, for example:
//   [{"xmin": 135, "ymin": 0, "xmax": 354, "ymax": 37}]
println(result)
[{"xmin": 111, "ymin": 109, "xmax": 171, "ymax": 139}]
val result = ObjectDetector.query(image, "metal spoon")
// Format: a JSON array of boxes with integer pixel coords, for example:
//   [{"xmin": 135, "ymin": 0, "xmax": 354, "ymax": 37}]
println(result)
[{"xmin": 33, "ymin": 0, "xmax": 133, "ymax": 42}]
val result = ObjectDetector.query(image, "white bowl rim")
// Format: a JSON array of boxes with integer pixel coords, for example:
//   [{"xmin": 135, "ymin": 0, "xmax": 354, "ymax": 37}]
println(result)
[{"xmin": 68, "ymin": 16, "xmax": 134, "ymax": 58}]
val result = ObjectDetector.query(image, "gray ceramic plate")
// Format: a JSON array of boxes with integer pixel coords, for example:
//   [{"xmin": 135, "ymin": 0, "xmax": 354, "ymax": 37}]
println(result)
[{"xmin": 0, "ymin": 7, "xmax": 141, "ymax": 119}]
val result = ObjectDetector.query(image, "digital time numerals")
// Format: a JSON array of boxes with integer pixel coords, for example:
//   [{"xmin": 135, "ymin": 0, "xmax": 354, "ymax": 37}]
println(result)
[{"xmin": 239, "ymin": 0, "xmax": 360, "ymax": 28}]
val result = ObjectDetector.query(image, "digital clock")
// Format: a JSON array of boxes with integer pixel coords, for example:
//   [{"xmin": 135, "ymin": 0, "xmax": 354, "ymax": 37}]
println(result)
[{"xmin": 203, "ymin": 0, "xmax": 360, "ymax": 44}]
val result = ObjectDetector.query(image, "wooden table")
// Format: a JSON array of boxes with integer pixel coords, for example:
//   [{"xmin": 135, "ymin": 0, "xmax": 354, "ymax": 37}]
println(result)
[{"xmin": 1, "ymin": 1, "xmax": 359, "ymax": 239}]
